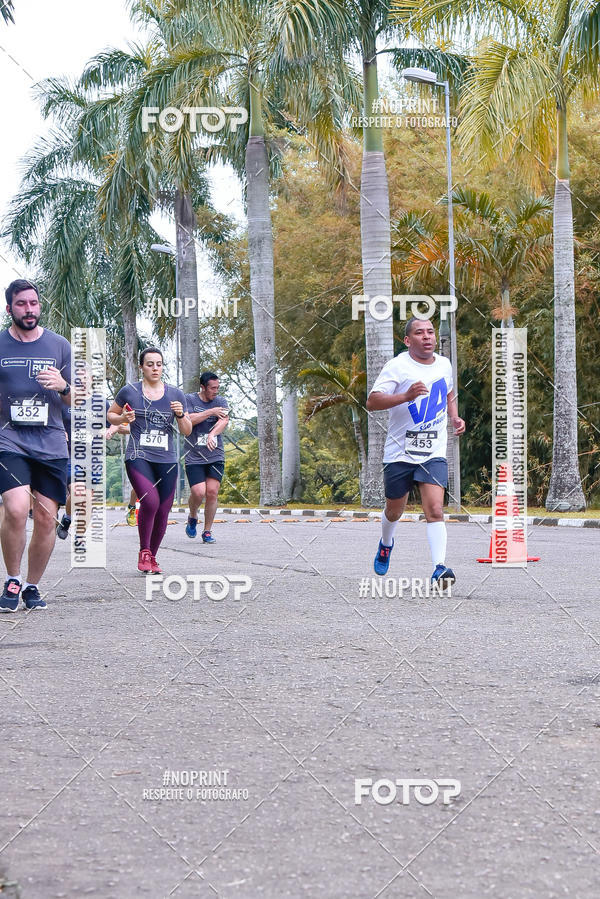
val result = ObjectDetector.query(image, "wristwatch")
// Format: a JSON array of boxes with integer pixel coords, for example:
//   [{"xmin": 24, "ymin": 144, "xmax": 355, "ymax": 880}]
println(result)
[
  {"xmin": 175, "ymin": 411, "xmax": 184, "ymax": 419},
  {"xmin": 59, "ymin": 383, "xmax": 71, "ymax": 396}
]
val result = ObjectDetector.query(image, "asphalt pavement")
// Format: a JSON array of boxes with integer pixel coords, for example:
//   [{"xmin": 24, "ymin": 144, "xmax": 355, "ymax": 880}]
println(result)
[{"xmin": 1, "ymin": 510, "xmax": 599, "ymax": 898}]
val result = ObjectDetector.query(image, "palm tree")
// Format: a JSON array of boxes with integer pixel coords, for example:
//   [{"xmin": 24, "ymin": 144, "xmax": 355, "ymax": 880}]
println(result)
[
  {"xmin": 394, "ymin": 188, "xmax": 553, "ymax": 326},
  {"xmin": 299, "ymin": 356, "xmax": 367, "ymax": 497},
  {"xmin": 127, "ymin": 0, "xmax": 357, "ymax": 504},
  {"xmin": 2, "ymin": 82, "xmax": 173, "ymax": 386},
  {"xmin": 393, "ymin": 0, "xmax": 588, "ymax": 510},
  {"xmin": 329, "ymin": 1, "xmax": 396, "ymax": 507},
  {"xmin": 76, "ymin": 20, "xmax": 207, "ymax": 393}
]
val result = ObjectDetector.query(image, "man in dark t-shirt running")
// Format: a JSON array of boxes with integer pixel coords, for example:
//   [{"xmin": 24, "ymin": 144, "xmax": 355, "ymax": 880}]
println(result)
[
  {"xmin": 0, "ymin": 280, "xmax": 72, "ymax": 611},
  {"xmin": 184, "ymin": 371, "xmax": 229, "ymax": 543}
]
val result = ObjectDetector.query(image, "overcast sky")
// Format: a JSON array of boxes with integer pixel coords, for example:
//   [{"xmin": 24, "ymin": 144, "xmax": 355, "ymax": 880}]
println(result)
[{"xmin": 0, "ymin": 0, "xmax": 242, "ymax": 295}]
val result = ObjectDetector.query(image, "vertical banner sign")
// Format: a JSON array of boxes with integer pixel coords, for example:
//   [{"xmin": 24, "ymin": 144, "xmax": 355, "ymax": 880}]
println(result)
[
  {"xmin": 492, "ymin": 328, "xmax": 528, "ymax": 566},
  {"xmin": 71, "ymin": 328, "xmax": 107, "ymax": 568}
]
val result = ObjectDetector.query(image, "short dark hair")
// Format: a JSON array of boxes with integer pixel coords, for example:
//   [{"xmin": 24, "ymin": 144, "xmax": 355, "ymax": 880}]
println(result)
[
  {"xmin": 5, "ymin": 279, "xmax": 39, "ymax": 307},
  {"xmin": 139, "ymin": 346, "xmax": 164, "ymax": 366},
  {"xmin": 405, "ymin": 316, "xmax": 433, "ymax": 337},
  {"xmin": 200, "ymin": 371, "xmax": 219, "ymax": 387}
]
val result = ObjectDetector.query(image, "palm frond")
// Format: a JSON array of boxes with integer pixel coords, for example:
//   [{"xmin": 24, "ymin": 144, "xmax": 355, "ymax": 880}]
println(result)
[
  {"xmin": 1, "ymin": 0, "xmax": 14, "ymax": 25},
  {"xmin": 457, "ymin": 39, "xmax": 555, "ymax": 174}
]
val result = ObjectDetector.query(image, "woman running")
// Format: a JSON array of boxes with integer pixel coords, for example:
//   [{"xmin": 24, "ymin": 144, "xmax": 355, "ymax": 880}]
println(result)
[{"xmin": 108, "ymin": 347, "xmax": 191, "ymax": 573}]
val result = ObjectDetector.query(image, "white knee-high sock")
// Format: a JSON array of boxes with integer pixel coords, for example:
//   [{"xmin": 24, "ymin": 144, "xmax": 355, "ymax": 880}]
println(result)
[
  {"xmin": 427, "ymin": 521, "xmax": 447, "ymax": 566},
  {"xmin": 381, "ymin": 511, "xmax": 398, "ymax": 547}
]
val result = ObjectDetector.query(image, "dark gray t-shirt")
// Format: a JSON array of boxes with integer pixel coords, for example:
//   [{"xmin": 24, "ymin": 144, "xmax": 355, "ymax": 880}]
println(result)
[
  {"xmin": 0, "ymin": 328, "xmax": 71, "ymax": 460},
  {"xmin": 115, "ymin": 381, "xmax": 186, "ymax": 463},
  {"xmin": 184, "ymin": 394, "xmax": 228, "ymax": 464}
]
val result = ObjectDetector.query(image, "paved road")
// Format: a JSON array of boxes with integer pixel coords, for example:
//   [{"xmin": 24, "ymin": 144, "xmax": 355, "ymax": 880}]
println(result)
[{"xmin": 1, "ymin": 511, "xmax": 599, "ymax": 898}]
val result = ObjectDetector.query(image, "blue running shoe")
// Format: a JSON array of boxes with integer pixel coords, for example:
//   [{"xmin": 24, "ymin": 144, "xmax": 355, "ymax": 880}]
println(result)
[
  {"xmin": 202, "ymin": 530, "xmax": 216, "ymax": 544},
  {"xmin": 185, "ymin": 516, "xmax": 197, "ymax": 538},
  {"xmin": 0, "ymin": 578, "xmax": 21, "ymax": 612},
  {"xmin": 431, "ymin": 564, "xmax": 456, "ymax": 589},
  {"xmin": 374, "ymin": 539, "xmax": 393, "ymax": 575},
  {"xmin": 22, "ymin": 585, "xmax": 47, "ymax": 610}
]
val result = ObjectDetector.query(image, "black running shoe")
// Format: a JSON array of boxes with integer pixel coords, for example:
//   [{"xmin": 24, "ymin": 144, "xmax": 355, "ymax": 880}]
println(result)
[
  {"xmin": 56, "ymin": 514, "xmax": 71, "ymax": 540},
  {"xmin": 0, "ymin": 578, "xmax": 21, "ymax": 612},
  {"xmin": 22, "ymin": 585, "xmax": 47, "ymax": 610}
]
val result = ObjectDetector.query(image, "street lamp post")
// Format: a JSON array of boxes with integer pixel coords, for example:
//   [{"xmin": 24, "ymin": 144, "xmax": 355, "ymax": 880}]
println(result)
[
  {"xmin": 150, "ymin": 243, "xmax": 182, "ymax": 507},
  {"xmin": 401, "ymin": 68, "xmax": 461, "ymax": 512}
]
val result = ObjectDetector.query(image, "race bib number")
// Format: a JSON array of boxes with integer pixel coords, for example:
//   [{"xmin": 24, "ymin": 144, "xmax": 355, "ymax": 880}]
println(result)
[
  {"xmin": 140, "ymin": 430, "xmax": 168, "ymax": 450},
  {"xmin": 10, "ymin": 398, "xmax": 49, "ymax": 426},
  {"xmin": 196, "ymin": 434, "xmax": 209, "ymax": 447},
  {"xmin": 405, "ymin": 429, "xmax": 437, "ymax": 457}
]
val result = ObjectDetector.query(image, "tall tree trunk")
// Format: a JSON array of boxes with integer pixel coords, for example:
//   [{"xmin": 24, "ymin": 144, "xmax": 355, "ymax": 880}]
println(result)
[
  {"xmin": 351, "ymin": 406, "xmax": 367, "ymax": 501},
  {"xmin": 360, "ymin": 39, "xmax": 394, "ymax": 507},
  {"xmin": 246, "ymin": 77, "xmax": 283, "ymax": 505},
  {"xmin": 120, "ymin": 295, "xmax": 138, "ymax": 383},
  {"xmin": 282, "ymin": 388, "xmax": 301, "ymax": 501},
  {"xmin": 546, "ymin": 106, "xmax": 585, "ymax": 511},
  {"xmin": 175, "ymin": 187, "xmax": 200, "ymax": 393}
]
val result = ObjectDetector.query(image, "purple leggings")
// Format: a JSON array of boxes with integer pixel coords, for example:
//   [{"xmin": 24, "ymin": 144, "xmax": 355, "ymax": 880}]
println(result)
[{"xmin": 125, "ymin": 459, "xmax": 178, "ymax": 555}]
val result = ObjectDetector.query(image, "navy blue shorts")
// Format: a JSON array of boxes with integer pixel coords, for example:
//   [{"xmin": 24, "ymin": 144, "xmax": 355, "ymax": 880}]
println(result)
[
  {"xmin": 186, "ymin": 461, "xmax": 225, "ymax": 486},
  {"xmin": 0, "ymin": 452, "xmax": 68, "ymax": 505},
  {"xmin": 383, "ymin": 457, "xmax": 448, "ymax": 500}
]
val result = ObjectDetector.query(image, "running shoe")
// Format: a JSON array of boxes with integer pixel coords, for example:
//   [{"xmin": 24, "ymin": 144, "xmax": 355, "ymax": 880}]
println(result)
[
  {"xmin": 150, "ymin": 555, "xmax": 162, "ymax": 574},
  {"xmin": 138, "ymin": 549, "xmax": 153, "ymax": 573},
  {"xmin": 374, "ymin": 539, "xmax": 393, "ymax": 575},
  {"xmin": 0, "ymin": 578, "xmax": 21, "ymax": 612},
  {"xmin": 22, "ymin": 585, "xmax": 47, "ymax": 610},
  {"xmin": 202, "ymin": 530, "xmax": 216, "ymax": 544},
  {"xmin": 185, "ymin": 516, "xmax": 197, "ymax": 538},
  {"xmin": 126, "ymin": 505, "xmax": 137, "ymax": 527},
  {"xmin": 431, "ymin": 564, "xmax": 456, "ymax": 589},
  {"xmin": 56, "ymin": 514, "xmax": 71, "ymax": 540}
]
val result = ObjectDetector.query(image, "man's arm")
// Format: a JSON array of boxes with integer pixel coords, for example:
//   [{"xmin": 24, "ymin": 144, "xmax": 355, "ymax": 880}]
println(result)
[
  {"xmin": 447, "ymin": 390, "xmax": 466, "ymax": 435},
  {"xmin": 366, "ymin": 381, "xmax": 429, "ymax": 411},
  {"xmin": 188, "ymin": 407, "xmax": 228, "ymax": 426}
]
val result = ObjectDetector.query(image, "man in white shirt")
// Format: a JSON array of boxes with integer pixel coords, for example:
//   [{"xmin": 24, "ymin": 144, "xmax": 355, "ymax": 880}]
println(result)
[{"xmin": 366, "ymin": 317, "xmax": 465, "ymax": 586}]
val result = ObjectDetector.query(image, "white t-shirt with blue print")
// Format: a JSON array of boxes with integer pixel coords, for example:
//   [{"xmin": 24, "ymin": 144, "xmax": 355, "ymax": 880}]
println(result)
[{"xmin": 370, "ymin": 351, "xmax": 453, "ymax": 464}]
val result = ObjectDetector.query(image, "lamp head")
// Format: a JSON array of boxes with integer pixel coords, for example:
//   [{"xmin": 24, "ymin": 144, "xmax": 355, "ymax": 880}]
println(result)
[{"xmin": 401, "ymin": 67, "xmax": 437, "ymax": 84}]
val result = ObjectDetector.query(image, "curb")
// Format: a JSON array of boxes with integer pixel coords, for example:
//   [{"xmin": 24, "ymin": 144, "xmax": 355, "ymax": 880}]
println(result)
[{"xmin": 110, "ymin": 507, "xmax": 600, "ymax": 527}]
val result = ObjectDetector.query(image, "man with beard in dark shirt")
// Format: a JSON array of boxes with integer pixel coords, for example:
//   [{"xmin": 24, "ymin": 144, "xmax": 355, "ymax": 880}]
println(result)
[{"xmin": 0, "ymin": 280, "xmax": 71, "ymax": 611}]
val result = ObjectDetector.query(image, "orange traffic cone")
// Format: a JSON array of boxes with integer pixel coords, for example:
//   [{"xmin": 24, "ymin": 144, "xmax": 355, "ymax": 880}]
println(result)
[{"xmin": 477, "ymin": 463, "xmax": 540, "ymax": 563}]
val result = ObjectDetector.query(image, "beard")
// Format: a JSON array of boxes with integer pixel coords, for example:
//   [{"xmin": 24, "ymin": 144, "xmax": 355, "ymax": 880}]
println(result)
[{"xmin": 12, "ymin": 310, "xmax": 40, "ymax": 330}]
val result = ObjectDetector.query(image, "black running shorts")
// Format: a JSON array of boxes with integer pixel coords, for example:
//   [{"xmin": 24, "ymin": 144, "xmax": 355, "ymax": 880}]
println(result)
[
  {"xmin": 383, "ymin": 457, "xmax": 448, "ymax": 500},
  {"xmin": 185, "ymin": 462, "xmax": 225, "ymax": 486},
  {"xmin": 0, "ymin": 452, "xmax": 68, "ymax": 504}
]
